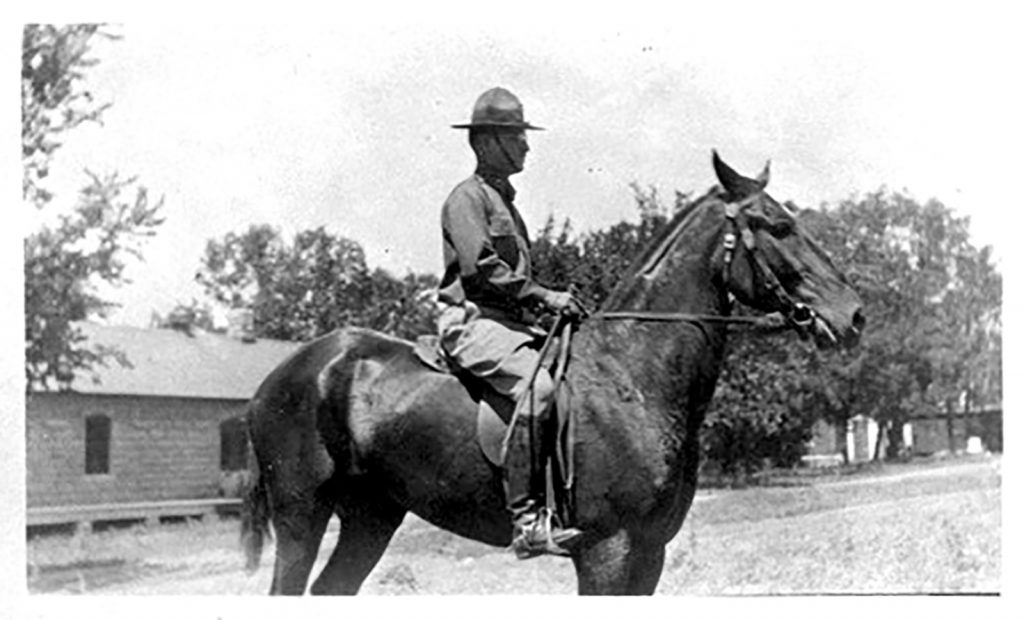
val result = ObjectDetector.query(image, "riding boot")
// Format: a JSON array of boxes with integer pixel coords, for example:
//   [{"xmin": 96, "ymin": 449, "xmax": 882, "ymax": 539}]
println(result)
[{"xmin": 504, "ymin": 411, "xmax": 583, "ymax": 559}]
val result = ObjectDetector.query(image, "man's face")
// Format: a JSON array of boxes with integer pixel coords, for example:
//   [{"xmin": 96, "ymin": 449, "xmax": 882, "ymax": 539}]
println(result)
[
  {"xmin": 474, "ymin": 129, "xmax": 529, "ymax": 175},
  {"xmin": 495, "ymin": 130, "xmax": 529, "ymax": 174}
]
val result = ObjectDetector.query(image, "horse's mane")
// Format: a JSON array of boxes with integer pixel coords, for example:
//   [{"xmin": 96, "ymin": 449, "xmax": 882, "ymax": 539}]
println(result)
[{"xmin": 602, "ymin": 186, "xmax": 723, "ymax": 309}]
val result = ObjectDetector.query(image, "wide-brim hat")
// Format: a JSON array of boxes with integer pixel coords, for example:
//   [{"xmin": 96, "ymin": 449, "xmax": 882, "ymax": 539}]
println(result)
[{"xmin": 451, "ymin": 86, "xmax": 544, "ymax": 130}]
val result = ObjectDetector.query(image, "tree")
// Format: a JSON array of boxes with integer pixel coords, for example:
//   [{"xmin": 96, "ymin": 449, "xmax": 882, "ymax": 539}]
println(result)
[
  {"xmin": 703, "ymin": 331, "xmax": 820, "ymax": 478},
  {"xmin": 532, "ymin": 183, "xmax": 688, "ymax": 308},
  {"xmin": 196, "ymin": 225, "xmax": 439, "ymax": 341},
  {"xmin": 805, "ymin": 190, "xmax": 1001, "ymax": 457},
  {"xmin": 23, "ymin": 25, "xmax": 110, "ymax": 208},
  {"xmin": 23, "ymin": 24, "xmax": 164, "ymax": 390}
]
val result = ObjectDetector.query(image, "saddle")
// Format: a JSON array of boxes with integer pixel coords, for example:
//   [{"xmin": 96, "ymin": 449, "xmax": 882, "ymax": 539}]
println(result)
[
  {"xmin": 412, "ymin": 335, "xmax": 457, "ymax": 374},
  {"xmin": 413, "ymin": 326, "xmax": 577, "ymax": 522}
]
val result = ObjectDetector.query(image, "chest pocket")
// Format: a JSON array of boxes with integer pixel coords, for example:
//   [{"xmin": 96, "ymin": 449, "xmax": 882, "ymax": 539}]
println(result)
[
  {"xmin": 479, "ymin": 179, "xmax": 526, "ymax": 271},
  {"xmin": 489, "ymin": 214, "xmax": 521, "ymax": 269}
]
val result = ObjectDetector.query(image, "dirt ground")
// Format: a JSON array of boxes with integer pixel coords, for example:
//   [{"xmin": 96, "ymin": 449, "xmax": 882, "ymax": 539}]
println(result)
[{"xmin": 25, "ymin": 455, "xmax": 1001, "ymax": 596}]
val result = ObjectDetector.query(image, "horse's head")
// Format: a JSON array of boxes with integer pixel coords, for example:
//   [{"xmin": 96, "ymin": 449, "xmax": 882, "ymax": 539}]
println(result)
[{"xmin": 712, "ymin": 151, "xmax": 864, "ymax": 348}]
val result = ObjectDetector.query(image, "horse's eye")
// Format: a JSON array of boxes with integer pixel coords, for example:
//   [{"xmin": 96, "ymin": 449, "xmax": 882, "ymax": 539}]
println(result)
[
  {"xmin": 746, "ymin": 208, "xmax": 793, "ymax": 237},
  {"xmin": 770, "ymin": 220, "xmax": 794, "ymax": 236},
  {"xmin": 751, "ymin": 217, "xmax": 792, "ymax": 237}
]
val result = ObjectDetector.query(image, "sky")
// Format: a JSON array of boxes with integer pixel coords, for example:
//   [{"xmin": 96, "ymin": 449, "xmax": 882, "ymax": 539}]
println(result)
[{"xmin": 22, "ymin": 5, "xmax": 1023, "ymax": 327}]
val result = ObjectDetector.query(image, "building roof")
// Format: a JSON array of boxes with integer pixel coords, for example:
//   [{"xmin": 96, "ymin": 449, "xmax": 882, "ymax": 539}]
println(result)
[{"xmin": 54, "ymin": 322, "xmax": 302, "ymax": 400}]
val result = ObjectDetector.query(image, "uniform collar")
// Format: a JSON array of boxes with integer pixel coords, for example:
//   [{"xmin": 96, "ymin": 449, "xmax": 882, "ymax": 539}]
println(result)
[{"xmin": 476, "ymin": 169, "xmax": 516, "ymax": 203}]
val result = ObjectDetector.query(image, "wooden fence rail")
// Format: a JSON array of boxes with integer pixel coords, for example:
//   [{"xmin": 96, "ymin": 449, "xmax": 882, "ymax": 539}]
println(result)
[{"xmin": 27, "ymin": 498, "xmax": 242, "ymax": 527}]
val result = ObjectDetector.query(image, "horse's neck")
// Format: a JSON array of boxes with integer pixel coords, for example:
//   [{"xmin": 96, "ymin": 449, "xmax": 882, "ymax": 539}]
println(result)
[
  {"xmin": 572, "ymin": 200, "xmax": 731, "ymax": 432},
  {"xmin": 602, "ymin": 201, "xmax": 728, "ymax": 317}
]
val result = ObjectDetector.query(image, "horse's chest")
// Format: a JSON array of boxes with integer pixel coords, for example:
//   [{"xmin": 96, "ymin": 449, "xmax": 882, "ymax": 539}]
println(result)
[
  {"xmin": 571, "ymin": 341, "xmax": 705, "ymax": 538},
  {"xmin": 577, "ymin": 397, "xmax": 692, "ymax": 515}
]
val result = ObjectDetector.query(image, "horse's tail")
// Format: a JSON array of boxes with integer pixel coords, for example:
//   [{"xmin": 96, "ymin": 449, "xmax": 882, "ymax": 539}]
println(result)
[{"xmin": 241, "ymin": 408, "xmax": 272, "ymax": 574}]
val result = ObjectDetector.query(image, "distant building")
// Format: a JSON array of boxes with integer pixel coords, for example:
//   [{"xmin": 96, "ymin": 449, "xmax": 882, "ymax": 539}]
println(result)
[
  {"xmin": 904, "ymin": 406, "xmax": 1002, "ymax": 456},
  {"xmin": 803, "ymin": 407, "xmax": 1002, "ymax": 466},
  {"xmin": 26, "ymin": 321, "xmax": 300, "ymax": 527}
]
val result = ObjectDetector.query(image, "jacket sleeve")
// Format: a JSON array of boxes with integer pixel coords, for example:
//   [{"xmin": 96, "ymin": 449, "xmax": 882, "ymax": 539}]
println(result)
[{"xmin": 442, "ymin": 186, "xmax": 555, "ymax": 307}]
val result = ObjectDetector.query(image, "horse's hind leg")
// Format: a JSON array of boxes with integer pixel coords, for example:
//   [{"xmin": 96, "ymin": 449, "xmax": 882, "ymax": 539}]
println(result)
[
  {"xmin": 309, "ymin": 490, "xmax": 406, "ymax": 595},
  {"xmin": 269, "ymin": 496, "xmax": 333, "ymax": 595}
]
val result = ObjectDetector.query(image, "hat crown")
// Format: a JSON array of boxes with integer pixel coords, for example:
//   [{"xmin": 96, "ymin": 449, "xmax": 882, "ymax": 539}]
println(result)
[
  {"xmin": 452, "ymin": 87, "xmax": 543, "ymax": 130},
  {"xmin": 472, "ymin": 87, "xmax": 524, "ymax": 125}
]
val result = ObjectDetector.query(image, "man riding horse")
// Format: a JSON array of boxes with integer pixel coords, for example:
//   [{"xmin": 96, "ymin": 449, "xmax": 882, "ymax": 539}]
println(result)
[
  {"xmin": 242, "ymin": 102, "xmax": 865, "ymax": 592},
  {"xmin": 438, "ymin": 87, "xmax": 587, "ymax": 558}
]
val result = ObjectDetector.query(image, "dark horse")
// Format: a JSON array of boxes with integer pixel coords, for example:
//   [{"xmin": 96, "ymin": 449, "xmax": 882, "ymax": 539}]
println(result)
[{"xmin": 241, "ymin": 152, "xmax": 864, "ymax": 595}]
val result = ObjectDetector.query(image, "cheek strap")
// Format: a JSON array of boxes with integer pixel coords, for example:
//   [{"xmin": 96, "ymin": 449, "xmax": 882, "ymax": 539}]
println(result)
[{"xmin": 723, "ymin": 199, "xmax": 810, "ymax": 325}]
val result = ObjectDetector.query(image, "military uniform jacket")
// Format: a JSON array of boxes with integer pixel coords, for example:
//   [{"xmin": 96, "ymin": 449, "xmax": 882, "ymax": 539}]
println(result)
[{"xmin": 438, "ymin": 174, "xmax": 554, "ymax": 322}]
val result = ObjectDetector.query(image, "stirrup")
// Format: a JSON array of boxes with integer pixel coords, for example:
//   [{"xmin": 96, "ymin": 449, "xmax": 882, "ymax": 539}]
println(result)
[{"xmin": 511, "ymin": 507, "xmax": 583, "ymax": 560}]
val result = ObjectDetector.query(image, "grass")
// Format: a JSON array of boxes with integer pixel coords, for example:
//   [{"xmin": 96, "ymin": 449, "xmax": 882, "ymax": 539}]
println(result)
[
  {"xmin": 692, "ymin": 458, "xmax": 1000, "ymax": 526},
  {"xmin": 662, "ymin": 486, "xmax": 999, "ymax": 594},
  {"xmin": 26, "ymin": 454, "xmax": 1001, "ymax": 595}
]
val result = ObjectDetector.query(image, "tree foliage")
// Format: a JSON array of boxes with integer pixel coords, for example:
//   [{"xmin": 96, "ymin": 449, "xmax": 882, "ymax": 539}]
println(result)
[
  {"xmin": 806, "ymin": 190, "xmax": 1001, "ymax": 456},
  {"xmin": 23, "ymin": 25, "xmax": 112, "ymax": 207},
  {"xmin": 196, "ymin": 225, "xmax": 439, "ymax": 342},
  {"xmin": 23, "ymin": 24, "xmax": 164, "ymax": 391},
  {"xmin": 532, "ymin": 183, "xmax": 688, "ymax": 309}
]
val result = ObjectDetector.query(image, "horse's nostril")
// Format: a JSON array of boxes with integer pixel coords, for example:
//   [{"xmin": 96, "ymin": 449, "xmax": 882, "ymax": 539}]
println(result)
[{"xmin": 852, "ymin": 309, "xmax": 866, "ymax": 332}]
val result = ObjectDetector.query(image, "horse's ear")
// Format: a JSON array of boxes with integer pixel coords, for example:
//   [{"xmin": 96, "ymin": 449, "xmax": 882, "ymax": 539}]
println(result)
[
  {"xmin": 712, "ymin": 150, "xmax": 765, "ymax": 198},
  {"xmin": 756, "ymin": 160, "xmax": 771, "ymax": 188}
]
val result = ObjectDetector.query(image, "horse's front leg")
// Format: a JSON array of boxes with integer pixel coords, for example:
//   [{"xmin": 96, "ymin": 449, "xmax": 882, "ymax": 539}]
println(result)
[
  {"xmin": 627, "ymin": 541, "xmax": 665, "ymax": 594},
  {"xmin": 572, "ymin": 530, "xmax": 665, "ymax": 595}
]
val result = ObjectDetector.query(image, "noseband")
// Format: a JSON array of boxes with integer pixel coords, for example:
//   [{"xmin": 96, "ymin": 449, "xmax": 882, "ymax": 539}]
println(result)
[{"xmin": 594, "ymin": 194, "xmax": 815, "ymax": 332}]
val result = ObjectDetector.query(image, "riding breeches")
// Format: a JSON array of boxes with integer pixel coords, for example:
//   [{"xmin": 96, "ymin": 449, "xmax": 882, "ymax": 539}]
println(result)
[{"xmin": 438, "ymin": 301, "xmax": 555, "ymax": 418}]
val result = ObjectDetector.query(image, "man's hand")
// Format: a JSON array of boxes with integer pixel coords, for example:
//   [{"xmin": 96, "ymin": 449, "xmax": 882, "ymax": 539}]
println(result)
[{"xmin": 545, "ymin": 290, "xmax": 589, "ymax": 322}]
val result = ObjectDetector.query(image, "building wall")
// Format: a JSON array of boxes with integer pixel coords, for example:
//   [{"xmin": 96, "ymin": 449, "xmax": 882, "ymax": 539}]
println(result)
[
  {"xmin": 804, "ymin": 409, "xmax": 1003, "ymax": 464},
  {"xmin": 26, "ymin": 392, "xmax": 247, "ymax": 509},
  {"xmin": 908, "ymin": 409, "xmax": 1002, "ymax": 455},
  {"xmin": 849, "ymin": 416, "xmax": 876, "ymax": 462}
]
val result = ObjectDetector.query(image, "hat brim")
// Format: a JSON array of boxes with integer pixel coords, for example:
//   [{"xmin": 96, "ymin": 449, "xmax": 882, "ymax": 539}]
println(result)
[{"xmin": 451, "ymin": 122, "xmax": 545, "ymax": 130}]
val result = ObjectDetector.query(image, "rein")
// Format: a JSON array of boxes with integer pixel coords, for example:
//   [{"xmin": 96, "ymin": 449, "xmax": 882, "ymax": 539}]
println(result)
[
  {"xmin": 591, "ymin": 310, "xmax": 787, "ymax": 329},
  {"xmin": 590, "ymin": 194, "xmax": 813, "ymax": 333}
]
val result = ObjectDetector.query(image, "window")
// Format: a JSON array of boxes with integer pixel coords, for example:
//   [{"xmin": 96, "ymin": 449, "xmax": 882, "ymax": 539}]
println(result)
[
  {"xmin": 85, "ymin": 414, "xmax": 111, "ymax": 475},
  {"xmin": 220, "ymin": 417, "xmax": 248, "ymax": 471}
]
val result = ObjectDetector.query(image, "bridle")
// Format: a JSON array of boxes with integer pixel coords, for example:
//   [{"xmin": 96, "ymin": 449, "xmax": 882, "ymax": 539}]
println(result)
[
  {"xmin": 525, "ymin": 195, "xmax": 821, "ymax": 502},
  {"xmin": 592, "ymin": 193, "xmax": 817, "ymax": 334}
]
